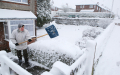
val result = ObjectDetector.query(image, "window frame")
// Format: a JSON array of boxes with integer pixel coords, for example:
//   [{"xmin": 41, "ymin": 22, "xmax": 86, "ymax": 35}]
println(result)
[{"xmin": 2, "ymin": 0, "xmax": 28, "ymax": 4}]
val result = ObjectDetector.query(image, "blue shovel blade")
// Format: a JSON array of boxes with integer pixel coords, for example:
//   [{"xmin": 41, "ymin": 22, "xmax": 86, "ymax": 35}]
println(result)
[{"xmin": 45, "ymin": 25, "xmax": 59, "ymax": 38}]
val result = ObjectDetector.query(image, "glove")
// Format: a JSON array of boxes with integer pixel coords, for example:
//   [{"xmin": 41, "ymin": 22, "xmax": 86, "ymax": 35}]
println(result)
[
  {"xmin": 28, "ymin": 39, "xmax": 32, "ymax": 42},
  {"xmin": 15, "ymin": 43, "xmax": 19, "ymax": 46}
]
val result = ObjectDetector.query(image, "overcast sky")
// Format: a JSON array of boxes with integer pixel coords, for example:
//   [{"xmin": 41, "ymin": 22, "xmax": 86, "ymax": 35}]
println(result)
[{"xmin": 51, "ymin": 0, "xmax": 120, "ymax": 16}]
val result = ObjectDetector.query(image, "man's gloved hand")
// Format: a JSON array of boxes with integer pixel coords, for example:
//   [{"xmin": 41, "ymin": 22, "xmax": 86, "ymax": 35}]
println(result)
[
  {"xmin": 28, "ymin": 39, "xmax": 32, "ymax": 42},
  {"xmin": 15, "ymin": 43, "xmax": 19, "ymax": 46}
]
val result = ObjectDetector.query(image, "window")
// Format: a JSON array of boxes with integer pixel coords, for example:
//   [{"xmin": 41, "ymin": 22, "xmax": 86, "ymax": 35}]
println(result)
[
  {"xmin": 94, "ymin": 5, "xmax": 96, "ymax": 8},
  {"xmin": 3, "ymin": 0, "xmax": 28, "ymax": 4},
  {"xmin": 97, "ymin": 7, "xmax": 98, "ymax": 10},
  {"xmin": 4, "ymin": 22, "xmax": 9, "ymax": 40},
  {"xmin": 10, "ymin": 20, "xmax": 34, "ymax": 36},
  {"xmin": 89, "ymin": 5, "xmax": 93, "ymax": 8},
  {"xmin": 83, "ymin": 5, "xmax": 84, "ymax": 8},
  {"xmin": 80, "ymin": 5, "xmax": 82, "ymax": 8}
]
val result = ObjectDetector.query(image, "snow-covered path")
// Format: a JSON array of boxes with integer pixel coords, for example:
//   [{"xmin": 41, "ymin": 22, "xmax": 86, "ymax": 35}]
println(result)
[{"xmin": 94, "ymin": 20, "xmax": 120, "ymax": 75}]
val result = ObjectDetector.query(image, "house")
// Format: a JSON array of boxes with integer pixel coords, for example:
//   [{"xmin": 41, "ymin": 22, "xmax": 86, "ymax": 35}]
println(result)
[
  {"xmin": 0, "ymin": 0, "xmax": 37, "ymax": 51},
  {"xmin": 76, "ymin": 0, "xmax": 110, "ymax": 12}
]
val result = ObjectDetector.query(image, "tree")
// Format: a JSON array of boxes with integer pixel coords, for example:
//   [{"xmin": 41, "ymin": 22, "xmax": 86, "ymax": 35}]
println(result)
[
  {"xmin": 37, "ymin": 0, "xmax": 51, "ymax": 27},
  {"xmin": 61, "ymin": 5, "xmax": 69, "ymax": 12}
]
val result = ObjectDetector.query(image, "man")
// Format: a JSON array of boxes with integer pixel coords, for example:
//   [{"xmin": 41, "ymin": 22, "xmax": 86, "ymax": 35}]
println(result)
[{"xmin": 11, "ymin": 23, "xmax": 32, "ymax": 67}]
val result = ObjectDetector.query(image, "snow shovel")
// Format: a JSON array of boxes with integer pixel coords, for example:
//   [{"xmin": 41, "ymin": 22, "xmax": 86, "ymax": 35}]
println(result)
[{"xmin": 19, "ymin": 25, "xmax": 59, "ymax": 44}]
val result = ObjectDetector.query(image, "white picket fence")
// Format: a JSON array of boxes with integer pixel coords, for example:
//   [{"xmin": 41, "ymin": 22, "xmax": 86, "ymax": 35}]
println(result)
[{"xmin": 0, "ymin": 51, "xmax": 32, "ymax": 75}]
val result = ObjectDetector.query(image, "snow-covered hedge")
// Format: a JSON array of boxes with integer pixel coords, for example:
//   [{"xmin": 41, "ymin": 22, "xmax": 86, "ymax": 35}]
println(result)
[
  {"xmin": 9, "ymin": 39, "xmax": 82, "ymax": 69},
  {"xmin": 53, "ymin": 18, "xmax": 112, "ymax": 29},
  {"xmin": 76, "ymin": 27, "xmax": 104, "ymax": 49},
  {"xmin": 82, "ymin": 27, "xmax": 104, "ymax": 39},
  {"xmin": 58, "ymin": 12, "xmax": 113, "ymax": 18}
]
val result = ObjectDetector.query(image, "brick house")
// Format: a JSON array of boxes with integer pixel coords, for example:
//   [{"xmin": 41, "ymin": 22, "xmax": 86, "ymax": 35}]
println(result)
[
  {"xmin": 0, "ymin": 0, "xmax": 37, "ymax": 51},
  {"xmin": 76, "ymin": 0, "xmax": 110, "ymax": 12}
]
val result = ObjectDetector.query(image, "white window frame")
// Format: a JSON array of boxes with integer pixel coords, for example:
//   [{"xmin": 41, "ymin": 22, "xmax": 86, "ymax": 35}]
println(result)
[
  {"xmin": 89, "ymin": 5, "xmax": 93, "ymax": 8},
  {"xmin": 2, "ymin": 0, "xmax": 28, "ymax": 4}
]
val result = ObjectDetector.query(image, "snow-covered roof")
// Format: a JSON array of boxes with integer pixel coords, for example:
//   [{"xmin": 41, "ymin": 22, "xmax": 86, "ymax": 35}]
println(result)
[
  {"xmin": 0, "ymin": 9, "xmax": 37, "ymax": 19},
  {"xmin": 76, "ymin": 0, "xmax": 96, "ymax": 5},
  {"xmin": 80, "ymin": 9, "xmax": 94, "ymax": 12}
]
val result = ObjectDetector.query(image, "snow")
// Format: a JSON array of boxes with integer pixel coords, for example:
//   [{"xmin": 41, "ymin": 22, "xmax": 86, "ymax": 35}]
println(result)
[
  {"xmin": 0, "ymin": 9, "xmax": 36, "ymax": 19},
  {"xmin": 76, "ymin": 0, "xmax": 96, "ymax": 5},
  {"xmin": 94, "ymin": 21, "xmax": 115, "ymax": 62},
  {"xmin": 80, "ymin": 9, "xmax": 94, "ymax": 12},
  {"xmin": 94, "ymin": 20, "xmax": 120, "ymax": 75},
  {"xmin": 50, "ymin": 61, "xmax": 71, "ymax": 75}
]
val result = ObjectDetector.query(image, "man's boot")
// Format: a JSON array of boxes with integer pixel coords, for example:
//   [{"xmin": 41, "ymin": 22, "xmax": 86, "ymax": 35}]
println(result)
[
  {"xmin": 18, "ymin": 59, "xmax": 22, "ymax": 66},
  {"xmin": 25, "ymin": 59, "xmax": 30, "ymax": 67}
]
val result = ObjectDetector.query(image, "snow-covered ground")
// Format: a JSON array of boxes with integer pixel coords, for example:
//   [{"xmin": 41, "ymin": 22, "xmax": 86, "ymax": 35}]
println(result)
[{"xmin": 94, "ymin": 19, "xmax": 120, "ymax": 75}]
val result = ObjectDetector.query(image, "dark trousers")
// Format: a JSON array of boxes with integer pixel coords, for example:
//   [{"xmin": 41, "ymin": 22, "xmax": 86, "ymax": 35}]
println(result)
[{"xmin": 16, "ymin": 49, "xmax": 28, "ymax": 63}]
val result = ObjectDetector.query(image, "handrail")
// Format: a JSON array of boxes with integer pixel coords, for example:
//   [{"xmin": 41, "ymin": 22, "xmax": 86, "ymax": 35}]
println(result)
[{"xmin": 0, "ymin": 51, "xmax": 32, "ymax": 75}]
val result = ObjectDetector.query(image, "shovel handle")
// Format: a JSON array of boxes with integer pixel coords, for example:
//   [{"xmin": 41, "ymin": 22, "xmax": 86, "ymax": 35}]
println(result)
[{"xmin": 18, "ymin": 34, "xmax": 48, "ymax": 44}]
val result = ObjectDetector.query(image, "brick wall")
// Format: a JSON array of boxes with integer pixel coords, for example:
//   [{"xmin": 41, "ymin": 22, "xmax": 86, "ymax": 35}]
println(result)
[
  {"xmin": 76, "ymin": 5, "xmax": 103, "ymax": 12},
  {"xmin": 0, "ymin": 22, "xmax": 10, "ymax": 51},
  {"xmin": 0, "ymin": 0, "xmax": 37, "ymax": 16}
]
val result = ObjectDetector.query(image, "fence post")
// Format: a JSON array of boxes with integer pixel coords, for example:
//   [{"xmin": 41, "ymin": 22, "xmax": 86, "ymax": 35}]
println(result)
[
  {"xmin": 85, "ymin": 40, "xmax": 96, "ymax": 75},
  {"xmin": 0, "ymin": 51, "xmax": 10, "ymax": 75}
]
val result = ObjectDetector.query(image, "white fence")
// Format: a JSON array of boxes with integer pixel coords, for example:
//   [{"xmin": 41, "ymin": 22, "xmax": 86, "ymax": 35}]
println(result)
[{"xmin": 0, "ymin": 51, "xmax": 32, "ymax": 75}]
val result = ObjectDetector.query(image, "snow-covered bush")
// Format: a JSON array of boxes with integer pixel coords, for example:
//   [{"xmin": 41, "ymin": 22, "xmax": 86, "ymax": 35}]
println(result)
[
  {"xmin": 82, "ymin": 27, "xmax": 104, "ymax": 39},
  {"xmin": 28, "ymin": 48, "xmax": 76, "ymax": 68},
  {"xmin": 97, "ymin": 19, "xmax": 113, "ymax": 29},
  {"xmin": 76, "ymin": 27, "xmax": 104, "ymax": 49}
]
